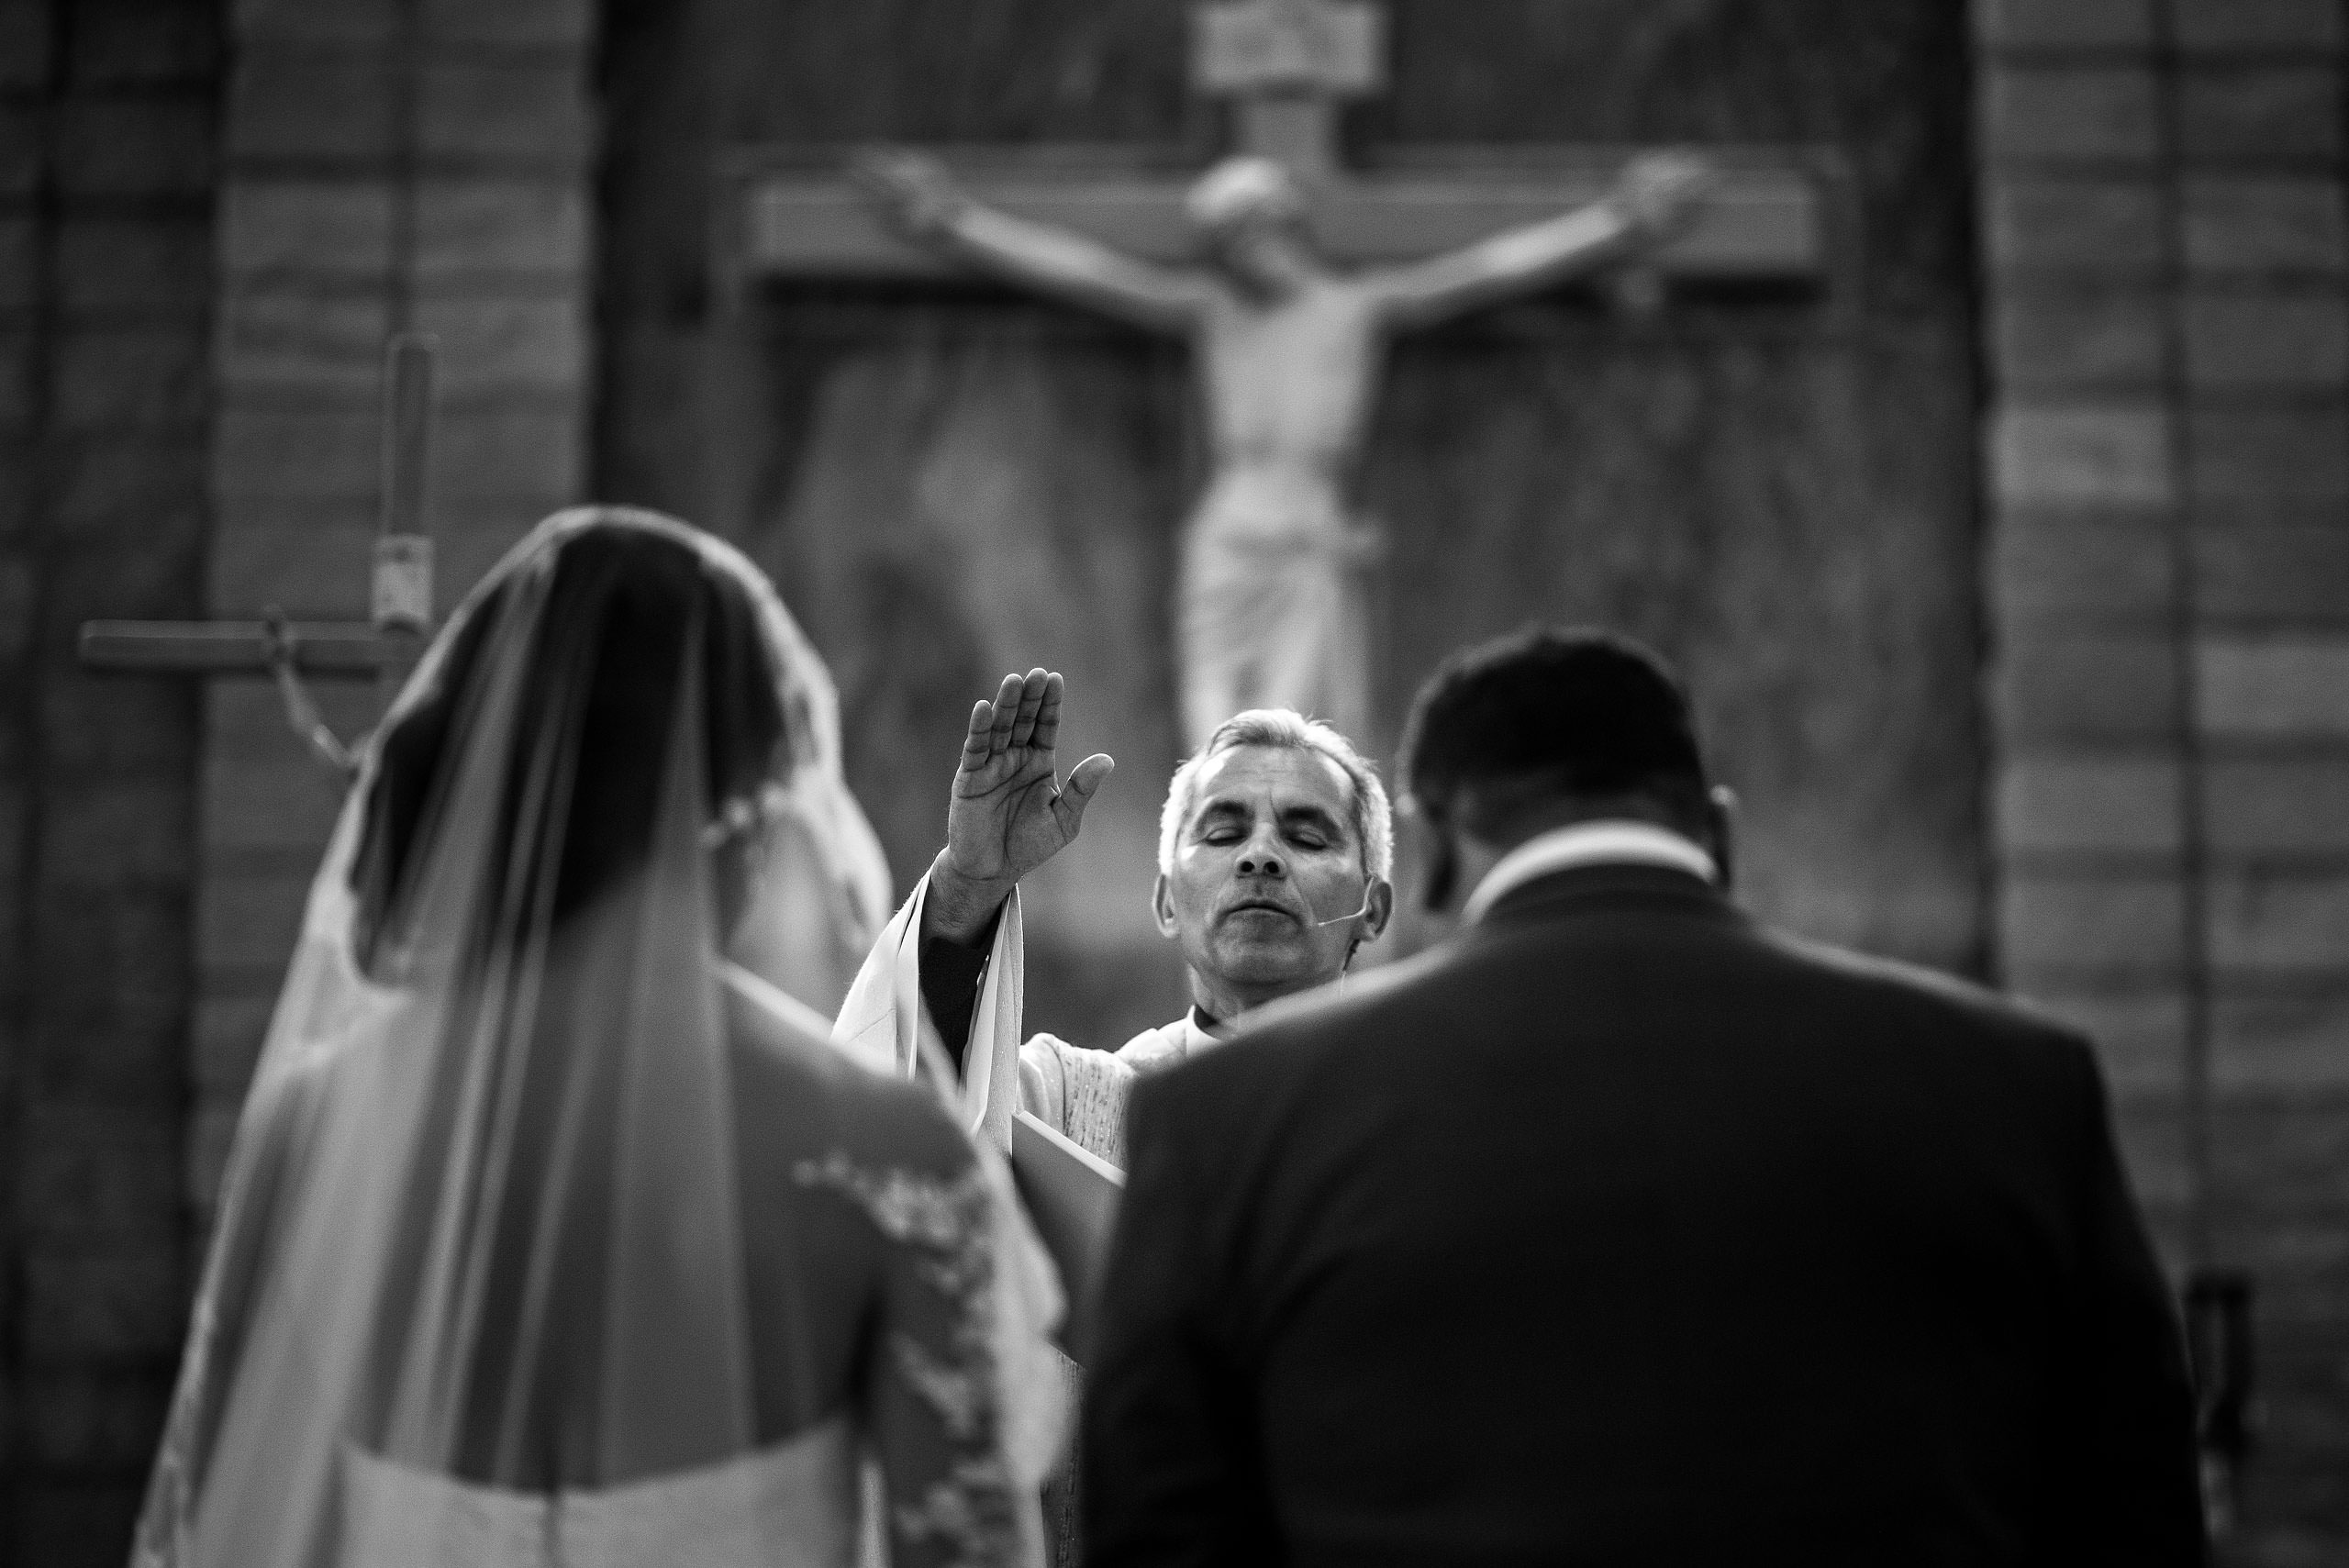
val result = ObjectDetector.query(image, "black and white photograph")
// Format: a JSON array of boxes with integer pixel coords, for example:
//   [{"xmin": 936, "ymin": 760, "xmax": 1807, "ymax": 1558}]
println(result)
[{"xmin": 1, "ymin": 0, "xmax": 2342, "ymax": 1562}]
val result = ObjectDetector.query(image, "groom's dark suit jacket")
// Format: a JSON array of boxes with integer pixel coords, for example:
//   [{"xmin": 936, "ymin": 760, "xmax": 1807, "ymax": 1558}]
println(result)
[{"xmin": 1083, "ymin": 862, "xmax": 2205, "ymax": 1568}]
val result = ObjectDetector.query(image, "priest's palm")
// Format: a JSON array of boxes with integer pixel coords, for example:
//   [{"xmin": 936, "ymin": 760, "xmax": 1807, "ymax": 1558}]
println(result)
[{"xmin": 943, "ymin": 669, "xmax": 1114, "ymax": 894}]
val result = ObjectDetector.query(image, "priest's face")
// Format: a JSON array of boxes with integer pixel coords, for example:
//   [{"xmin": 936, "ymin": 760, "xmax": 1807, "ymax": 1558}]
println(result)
[{"xmin": 1154, "ymin": 744, "xmax": 1390, "ymax": 1016}]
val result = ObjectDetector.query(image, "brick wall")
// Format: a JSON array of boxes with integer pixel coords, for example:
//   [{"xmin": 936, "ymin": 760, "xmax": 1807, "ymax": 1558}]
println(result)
[
  {"xmin": 1973, "ymin": 0, "xmax": 2349, "ymax": 1557},
  {"xmin": 196, "ymin": 0, "xmax": 597, "ymax": 1208},
  {"xmin": 1, "ymin": 2, "xmax": 222, "ymax": 1561}
]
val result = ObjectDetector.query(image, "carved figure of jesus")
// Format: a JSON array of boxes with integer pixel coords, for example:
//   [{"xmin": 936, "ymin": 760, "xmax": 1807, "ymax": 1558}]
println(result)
[{"xmin": 859, "ymin": 149, "xmax": 1711, "ymax": 748}]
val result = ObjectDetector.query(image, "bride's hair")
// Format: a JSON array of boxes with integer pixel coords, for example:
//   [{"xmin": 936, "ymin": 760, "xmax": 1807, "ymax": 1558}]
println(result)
[{"xmin": 349, "ymin": 521, "xmax": 787, "ymax": 975}]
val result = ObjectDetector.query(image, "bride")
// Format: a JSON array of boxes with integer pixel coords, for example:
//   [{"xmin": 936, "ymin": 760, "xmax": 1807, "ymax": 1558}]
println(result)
[{"xmin": 130, "ymin": 508, "xmax": 1066, "ymax": 1567}]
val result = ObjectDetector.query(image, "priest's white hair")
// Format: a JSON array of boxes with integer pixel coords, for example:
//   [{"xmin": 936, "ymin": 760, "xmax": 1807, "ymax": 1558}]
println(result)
[
  {"xmin": 1186, "ymin": 156, "xmax": 1307, "ymax": 236},
  {"xmin": 1158, "ymin": 708, "xmax": 1394, "ymax": 883}
]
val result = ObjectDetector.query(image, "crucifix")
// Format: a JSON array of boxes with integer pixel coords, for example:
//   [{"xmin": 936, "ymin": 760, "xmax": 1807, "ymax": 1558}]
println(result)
[
  {"xmin": 80, "ymin": 336, "xmax": 440, "ymax": 772},
  {"xmin": 724, "ymin": 0, "xmax": 1824, "ymax": 747}
]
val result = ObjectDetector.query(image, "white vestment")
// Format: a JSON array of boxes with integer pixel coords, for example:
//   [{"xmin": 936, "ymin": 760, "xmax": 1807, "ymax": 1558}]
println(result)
[
  {"xmin": 834, "ymin": 870, "xmax": 1219, "ymax": 1170},
  {"xmin": 1014, "ymin": 1010, "xmax": 1220, "ymax": 1169}
]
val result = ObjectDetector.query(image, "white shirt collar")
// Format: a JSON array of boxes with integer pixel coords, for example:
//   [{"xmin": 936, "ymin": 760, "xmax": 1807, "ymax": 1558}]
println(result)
[{"xmin": 1462, "ymin": 820, "xmax": 1718, "ymax": 926}]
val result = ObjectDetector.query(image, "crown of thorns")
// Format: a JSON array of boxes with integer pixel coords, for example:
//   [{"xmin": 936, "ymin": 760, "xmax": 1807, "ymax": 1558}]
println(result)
[{"xmin": 1186, "ymin": 157, "xmax": 1307, "ymax": 232}]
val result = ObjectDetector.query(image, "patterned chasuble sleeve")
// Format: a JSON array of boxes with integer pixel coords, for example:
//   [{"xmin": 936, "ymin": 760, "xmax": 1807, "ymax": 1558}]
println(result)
[
  {"xmin": 1019, "ymin": 1035, "xmax": 1140, "ymax": 1170},
  {"xmin": 796, "ymin": 1152, "xmax": 1025, "ymax": 1568}
]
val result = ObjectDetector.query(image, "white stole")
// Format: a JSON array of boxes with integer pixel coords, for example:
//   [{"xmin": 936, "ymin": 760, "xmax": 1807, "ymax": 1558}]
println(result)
[{"xmin": 833, "ymin": 869, "xmax": 1027, "ymax": 1154}]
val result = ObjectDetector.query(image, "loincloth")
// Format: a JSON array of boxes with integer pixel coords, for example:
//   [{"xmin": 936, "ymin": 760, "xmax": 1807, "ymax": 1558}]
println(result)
[
  {"xmin": 1174, "ymin": 467, "xmax": 1378, "ymax": 742},
  {"xmin": 1183, "ymin": 468, "xmax": 1385, "ymax": 584}
]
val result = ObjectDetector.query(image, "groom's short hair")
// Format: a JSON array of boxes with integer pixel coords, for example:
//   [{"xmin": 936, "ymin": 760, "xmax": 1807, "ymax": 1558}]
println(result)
[
  {"xmin": 1159, "ymin": 709, "xmax": 1394, "ymax": 882},
  {"xmin": 1400, "ymin": 628, "xmax": 1710, "ymax": 840}
]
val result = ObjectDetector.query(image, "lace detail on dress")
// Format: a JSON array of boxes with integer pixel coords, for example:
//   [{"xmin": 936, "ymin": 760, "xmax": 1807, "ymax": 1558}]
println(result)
[
  {"xmin": 794, "ymin": 1154, "xmax": 1020, "ymax": 1568},
  {"xmin": 894, "ymin": 1337, "xmax": 985, "ymax": 1440},
  {"xmin": 796, "ymin": 1154, "xmax": 991, "ymax": 1291},
  {"xmin": 894, "ymin": 1457, "xmax": 1019, "ymax": 1562}
]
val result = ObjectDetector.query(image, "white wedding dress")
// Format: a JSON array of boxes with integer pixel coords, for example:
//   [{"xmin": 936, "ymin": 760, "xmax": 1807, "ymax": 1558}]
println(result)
[
  {"xmin": 339, "ymin": 1418, "xmax": 859, "ymax": 1568},
  {"xmin": 131, "ymin": 511, "xmax": 1063, "ymax": 1568}
]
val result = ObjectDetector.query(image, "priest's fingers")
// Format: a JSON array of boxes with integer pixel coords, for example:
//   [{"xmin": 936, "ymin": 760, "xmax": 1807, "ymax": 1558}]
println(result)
[
  {"xmin": 1030, "ymin": 672, "xmax": 1065, "ymax": 752},
  {"xmin": 1007, "ymin": 667, "xmax": 1050, "ymax": 749},
  {"xmin": 1053, "ymin": 753, "xmax": 1115, "ymax": 840},
  {"xmin": 985, "ymin": 672, "xmax": 1024, "ymax": 754},
  {"xmin": 959, "ymin": 699, "xmax": 995, "ymax": 766}
]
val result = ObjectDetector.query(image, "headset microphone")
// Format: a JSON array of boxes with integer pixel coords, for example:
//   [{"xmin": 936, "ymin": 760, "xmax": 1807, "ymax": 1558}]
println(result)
[{"xmin": 1312, "ymin": 888, "xmax": 1376, "ymax": 927}]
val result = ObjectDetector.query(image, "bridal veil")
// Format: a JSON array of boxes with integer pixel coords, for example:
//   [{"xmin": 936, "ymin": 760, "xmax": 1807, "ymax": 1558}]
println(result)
[{"xmin": 130, "ymin": 508, "xmax": 1062, "ymax": 1566}]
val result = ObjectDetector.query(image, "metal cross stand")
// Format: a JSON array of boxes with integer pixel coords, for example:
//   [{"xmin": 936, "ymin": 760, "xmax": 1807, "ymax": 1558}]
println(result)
[
  {"xmin": 2188, "ymin": 1267, "xmax": 2259, "ymax": 1535},
  {"xmin": 80, "ymin": 335, "xmax": 440, "ymax": 772}
]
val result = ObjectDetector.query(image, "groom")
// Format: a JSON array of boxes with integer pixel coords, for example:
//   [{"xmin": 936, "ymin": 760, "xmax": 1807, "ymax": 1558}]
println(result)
[{"xmin": 1083, "ymin": 628, "xmax": 2207, "ymax": 1565}]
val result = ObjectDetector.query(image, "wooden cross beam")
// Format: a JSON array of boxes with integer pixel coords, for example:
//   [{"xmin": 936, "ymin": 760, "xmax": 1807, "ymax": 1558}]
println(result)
[
  {"xmin": 80, "ymin": 336, "xmax": 440, "ymax": 684},
  {"xmin": 723, "ymin": 0, "xmax": 1823, "ymax": 290}
]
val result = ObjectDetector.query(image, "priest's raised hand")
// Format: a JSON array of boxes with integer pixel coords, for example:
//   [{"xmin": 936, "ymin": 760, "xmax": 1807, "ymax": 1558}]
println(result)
[{"xmin": 924, "ymin": 668, "xmax": 1116, "ymax": 946}]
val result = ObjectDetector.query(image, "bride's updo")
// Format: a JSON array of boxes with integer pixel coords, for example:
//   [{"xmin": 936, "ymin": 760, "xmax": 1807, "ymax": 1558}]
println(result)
[{"xmin": 349, "ymin": 518, "xmax": 789, "ymax": 974}]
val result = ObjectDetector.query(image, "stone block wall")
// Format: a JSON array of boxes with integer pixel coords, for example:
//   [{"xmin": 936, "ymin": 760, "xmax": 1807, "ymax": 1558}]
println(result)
[
  {"xmin": 2, "ymin": 0, "xmax": 2335, "ymax": 1558},
  {"xmin": 1973, "ymin": 0, "xmax": 2349, "ymax": 1556},
  {"xmin": 1, "ymin": 3, "xmax": 222, "ymax": 1561},
  {"xmin": 196, "ymin": 0, "xmax": 597, "ymax": 1208},
  {"xmin": 0, "ymin": 0, "xmax": 596, "ymax": 1559}
]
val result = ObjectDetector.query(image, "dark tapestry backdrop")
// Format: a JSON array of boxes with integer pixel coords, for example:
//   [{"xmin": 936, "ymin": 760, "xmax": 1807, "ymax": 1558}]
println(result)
[{"xmin": 594, "ymin": 0, "xmax": 1984, "ymax": 1046}]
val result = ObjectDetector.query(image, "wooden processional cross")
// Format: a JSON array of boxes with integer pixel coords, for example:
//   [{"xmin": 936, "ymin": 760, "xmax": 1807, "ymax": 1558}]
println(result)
[
  {"xmin": 80, "ymin": 336, "xmax": 440, "ymax": 771},
  {"xmin": 725, "ymin": 0, "xmax": 1823, "ymax": 293}
]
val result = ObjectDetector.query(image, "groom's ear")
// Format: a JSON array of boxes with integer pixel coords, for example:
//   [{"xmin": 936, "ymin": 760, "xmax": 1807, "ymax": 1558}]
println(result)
[
  {"xmin": 1401, "ymin": 795, "xmax": 1460, "ymax": 914},
  {"xmin": 1706, "ymin": 784, "xmax": 1737, "ymax": 891},
  {"xmin": 1420, "ymin": 832, "xmax": 1458, "ymax": 914}
]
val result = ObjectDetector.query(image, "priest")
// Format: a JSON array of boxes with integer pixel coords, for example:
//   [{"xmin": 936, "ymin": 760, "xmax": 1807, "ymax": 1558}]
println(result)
[
  {"xmin": 829, "ymin": 668, "xmax": 1392, "ymax": 1564},
  {"xmin": 834, "ymin": 668, "xmax": 1394, "ymax": 1167}
]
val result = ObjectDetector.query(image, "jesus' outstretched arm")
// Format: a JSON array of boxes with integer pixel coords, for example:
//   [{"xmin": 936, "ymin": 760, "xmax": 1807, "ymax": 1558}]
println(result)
[
  {"xmin": 855, "ymin": 148, "xmax": 1213, "ymax": 333},
  {"xmin": 1366, "ymin": 150, "xmax": 1716, "ymax": 330}
]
